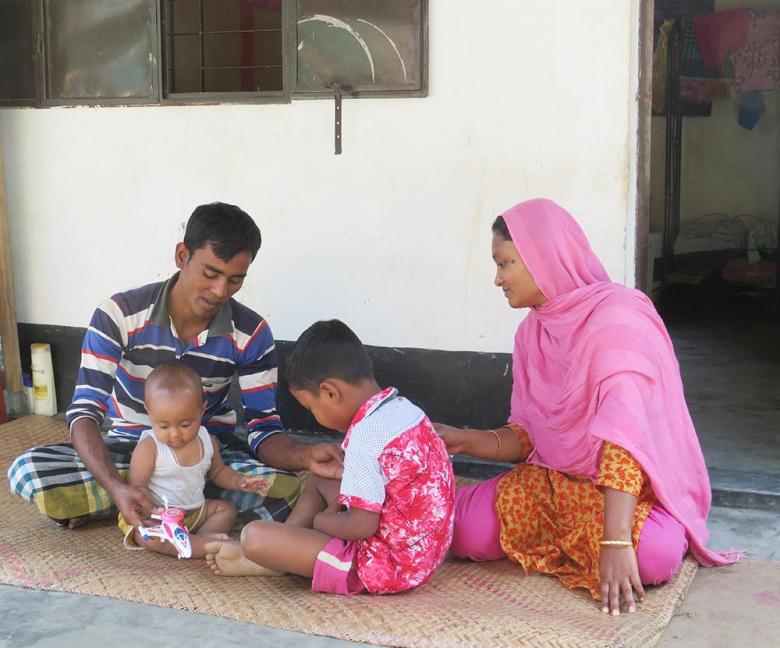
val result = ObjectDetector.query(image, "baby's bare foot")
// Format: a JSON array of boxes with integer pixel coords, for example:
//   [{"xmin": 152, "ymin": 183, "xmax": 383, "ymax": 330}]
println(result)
[
  {"xmin": 199, "ymin": 532, "xmax": 230, "ymax": 541},
  {"xmin": 204, "ymin": 540, "xmax": 284, "ymax": 577}
]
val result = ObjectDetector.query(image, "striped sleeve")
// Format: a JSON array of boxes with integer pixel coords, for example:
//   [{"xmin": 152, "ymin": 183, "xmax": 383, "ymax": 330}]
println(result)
[
  {"xmin": 236, "ymin": 318, "xmax": 284, "ymax": 456},
  {"xmin": 65, "ymin": 298, "xmax": 126, "ymax": 434}
]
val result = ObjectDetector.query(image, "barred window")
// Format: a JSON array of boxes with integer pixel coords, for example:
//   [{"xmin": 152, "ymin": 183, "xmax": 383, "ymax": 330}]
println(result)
[{"xmin": 0, "ymin": 0, "xmax": 427, "ymax": 107}]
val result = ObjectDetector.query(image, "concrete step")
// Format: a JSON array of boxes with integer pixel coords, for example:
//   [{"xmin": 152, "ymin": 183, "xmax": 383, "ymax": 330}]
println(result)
[{"xmin": 709, "ymin": 468, "xmax": 780, "ymax": 513}]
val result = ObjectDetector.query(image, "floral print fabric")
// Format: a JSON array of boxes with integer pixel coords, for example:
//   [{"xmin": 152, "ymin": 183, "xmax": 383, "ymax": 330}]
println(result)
[
  {"xmin": 340, "ymin": 387, "xmax": 455, "ymax": 594},
  {"xmin": 496, "ymin": 427, "xmax": 654, "ymax": 599}
]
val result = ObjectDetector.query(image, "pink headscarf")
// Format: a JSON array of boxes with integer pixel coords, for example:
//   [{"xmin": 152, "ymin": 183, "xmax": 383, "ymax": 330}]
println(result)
[{"xmin": 504, "ymin": 198, "xmax": 738, "ymax": 566}]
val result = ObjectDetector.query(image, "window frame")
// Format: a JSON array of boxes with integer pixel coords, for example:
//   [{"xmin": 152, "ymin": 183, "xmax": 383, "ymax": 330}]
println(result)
[{"xmin": 2, "ymin": 0, "xmax": 428, "ymax": 109}]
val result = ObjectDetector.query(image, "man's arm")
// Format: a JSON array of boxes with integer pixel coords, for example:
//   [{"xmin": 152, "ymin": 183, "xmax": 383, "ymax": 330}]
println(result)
[
  {"xmin": 67, "ymin": 300, "xmax": 125, "ymax": 490},
  {"xmin": 255, "ymin": 434, "xmax": 343, "ymax": 479},
  {"xmin": 236, "ymin": 317, "xmax": 343, "ymax": 477},
  {"xmin": 71, "ymin": 419, "xmax": 158, "ymax": 527},
  {"xmin": 67, "ymin": 300, "xmax": 157, "ymax": 526}
]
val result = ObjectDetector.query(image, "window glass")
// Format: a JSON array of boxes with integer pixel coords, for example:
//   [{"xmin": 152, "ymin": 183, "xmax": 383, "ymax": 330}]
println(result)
[
  {"xmin": 0, "ymin": 0, "xmax": 36, "ymax": 105},
  {"xmin": 296, "ymin": 0, "xmax": 423, "ymax": 92},
  {"xmin": 45, "ymin": 0, "xmax": 158, "ymax": 100}
]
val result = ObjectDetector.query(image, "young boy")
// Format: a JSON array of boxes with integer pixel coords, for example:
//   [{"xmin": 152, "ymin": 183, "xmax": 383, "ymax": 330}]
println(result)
[
  {"xmin": 205, "ymin": 320, "xmax": 455, "ymax": 595},
  {"xmin": 121, "ymin": 361, "xmax": 269, "ymax": 559}
]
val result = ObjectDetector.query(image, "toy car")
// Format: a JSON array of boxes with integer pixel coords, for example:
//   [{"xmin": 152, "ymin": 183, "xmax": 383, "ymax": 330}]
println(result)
[{"xmin": 138, "ymin": 497, "xmax": 192, "ymax": 559}]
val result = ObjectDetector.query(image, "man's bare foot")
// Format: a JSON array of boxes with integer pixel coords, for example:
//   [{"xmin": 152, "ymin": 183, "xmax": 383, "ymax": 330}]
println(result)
[
  {"xmin": 204, "ymin": 540, "xmax": 283, "ymax": 577},
  {"xmin": 68, "ymin": 515, "xmax": 90, "ymax": 529},
  {"xmin": 198, "ymin": 532, "xmax": 230, "ymax": 541}
]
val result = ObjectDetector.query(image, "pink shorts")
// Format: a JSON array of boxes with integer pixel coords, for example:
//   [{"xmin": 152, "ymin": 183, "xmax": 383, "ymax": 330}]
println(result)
[{"xmin": 311, "ymin": 537, "xmax": 367, "ymax": 596}]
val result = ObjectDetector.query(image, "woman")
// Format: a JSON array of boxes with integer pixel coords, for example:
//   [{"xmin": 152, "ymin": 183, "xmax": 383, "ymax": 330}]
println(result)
[{"xmin": 436, "ymin": 198, "xmax": 739, "ymax": 616}]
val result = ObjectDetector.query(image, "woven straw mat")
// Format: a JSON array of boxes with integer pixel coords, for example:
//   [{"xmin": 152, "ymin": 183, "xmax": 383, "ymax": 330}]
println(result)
[{"xmin": 0, "ymin": 416, "xmax": 697, "ymax": 647}]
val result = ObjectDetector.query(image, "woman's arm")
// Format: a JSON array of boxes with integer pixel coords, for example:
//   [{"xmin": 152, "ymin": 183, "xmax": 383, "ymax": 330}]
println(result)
[
  {"xmin": 433, "ymin": 423, "xmax": 531, "ymax": 463},
  {"xmin": 598, "ymin": 443, "xmax": 646, "ymax": 616}
]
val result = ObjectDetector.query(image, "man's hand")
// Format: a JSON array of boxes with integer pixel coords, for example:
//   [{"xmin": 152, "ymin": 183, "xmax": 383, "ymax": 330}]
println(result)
[
  {"xmin": 307, "ymin": 443, "xmax": 344, "ymax": 480},
  {"xmin": 111, "ymin": 482, "xmax": 161, "ymax": 528},
  {"xmin": 433, "ymin": 423, "xmax": 469, "ymax": 455},
  {"xmin": 599, "ymin": 545, "xmax": 645, "ymax": 616}
]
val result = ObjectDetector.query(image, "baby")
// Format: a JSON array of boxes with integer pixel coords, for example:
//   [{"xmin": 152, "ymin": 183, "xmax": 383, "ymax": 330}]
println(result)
[{"xmin": 119, "ymin": 361, "xmax": 268, "ymax": 558}]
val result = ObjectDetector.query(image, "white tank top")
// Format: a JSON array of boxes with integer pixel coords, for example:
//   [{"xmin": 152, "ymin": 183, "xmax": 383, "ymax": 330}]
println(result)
[{"xmin": 141, "ymin": 426, "xmax": 214, "ymax": 510}]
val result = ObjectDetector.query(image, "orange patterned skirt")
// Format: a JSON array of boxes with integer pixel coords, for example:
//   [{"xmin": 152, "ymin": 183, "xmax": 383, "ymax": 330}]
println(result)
[{"xmin": 495, "ymin": 464, "xmax": 654, "ymax": 598}]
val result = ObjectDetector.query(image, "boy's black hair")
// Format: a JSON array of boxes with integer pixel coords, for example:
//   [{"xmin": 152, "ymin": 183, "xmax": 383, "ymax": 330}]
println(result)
[
  {"xmin": 145, "ymin": 360, "xmax": 203, "ymax": 401},
  {"xmin": 184, "ymin": 202, "xmax": 262, "ymax": 262},
  {"xmin": 284, "ymin": 320, "xmax": 374, "ymax": 393},
  {"xmin": 492, "ymin": 215, "xmax": 511, "ymax": 241}
]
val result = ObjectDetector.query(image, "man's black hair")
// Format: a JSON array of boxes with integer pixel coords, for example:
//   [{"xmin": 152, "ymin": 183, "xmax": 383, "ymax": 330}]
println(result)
[
  {"xmin": 184, "ymin": 202, "xmax": 262, "ymax": 262},
  {"xmin": 284, "ymin": 320, "xmax": 374, "ymax": 393},
  {"xmin": 492, "ymin": 215, "xmax": 511, "ymax": 242}
]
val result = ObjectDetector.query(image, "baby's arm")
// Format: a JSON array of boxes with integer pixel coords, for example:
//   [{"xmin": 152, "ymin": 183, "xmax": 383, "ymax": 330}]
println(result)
[
  {"xmin": 128, "ymin": 437, "xmax": 157, "ymax": 489},
  {"xmin": 313, "ymin": 505, "xmax": 379, "ymax": 540},
  {"xmin": 207, "ymin": 436, "xmax": 270, "ymax": 494}
]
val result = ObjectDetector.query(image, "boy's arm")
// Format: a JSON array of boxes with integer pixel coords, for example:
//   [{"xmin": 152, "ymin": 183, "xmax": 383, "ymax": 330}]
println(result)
[
  {"xmin": 313, "ymin": 506, "xmax": 379, "ymax": 540},
  {"xmin": 323, "ymin": 439, "xmax": 384, "ymax": 540}
]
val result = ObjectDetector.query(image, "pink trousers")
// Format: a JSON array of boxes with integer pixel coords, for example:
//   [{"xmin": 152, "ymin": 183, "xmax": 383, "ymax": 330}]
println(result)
[{"xmin": 451, "ymin": 473, "xmax": 689, "ymax": 585}]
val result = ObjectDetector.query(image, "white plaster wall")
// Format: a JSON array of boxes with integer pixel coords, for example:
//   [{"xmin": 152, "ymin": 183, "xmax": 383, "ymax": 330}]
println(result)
[{"xmin": 1, "ymin": 0, "xmax": 640, "ymax": 353}]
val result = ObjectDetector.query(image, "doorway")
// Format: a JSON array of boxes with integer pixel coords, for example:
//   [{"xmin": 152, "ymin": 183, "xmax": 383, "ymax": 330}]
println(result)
[{"xmin": 640, "ymin": 0, "xmax": 780, "ymax": 501}]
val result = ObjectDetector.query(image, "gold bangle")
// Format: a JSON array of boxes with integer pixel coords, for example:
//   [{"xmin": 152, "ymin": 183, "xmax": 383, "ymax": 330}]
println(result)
[
  {"xmin": 488, "ymin": 429, "xmax": 502, "ymax": 458},
  {"xmin": 599, "ymin": 540, "xmax": 633, "ymax": 547}
]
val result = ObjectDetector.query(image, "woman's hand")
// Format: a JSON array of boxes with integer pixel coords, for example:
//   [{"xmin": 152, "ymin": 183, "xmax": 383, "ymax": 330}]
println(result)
[
  {"xmin": 599, "ymin": 545, "xmax": 645, "ymax": 615},
  {"xmin": 433, "ymin": 423, "xmax": 470, "ymax": 455}
]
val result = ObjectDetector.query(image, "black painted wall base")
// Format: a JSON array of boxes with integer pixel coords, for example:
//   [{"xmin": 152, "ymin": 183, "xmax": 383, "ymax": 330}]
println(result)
[{"xmin": 17, "ymin": 323, "xmax": 512, "ymax": 432}]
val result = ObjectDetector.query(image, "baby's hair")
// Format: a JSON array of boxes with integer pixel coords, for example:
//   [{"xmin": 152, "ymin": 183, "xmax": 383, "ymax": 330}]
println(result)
[
  {"xmin": 145, "ymin": 361, "xmax": 203, "ymax": 401},
  {"xmin": 492, "ymin": 215, "xmax": 511, "ymax": 241},
  {"xmin": 284, "ymin": 320, "xmax": 374, "ymax": 393}
]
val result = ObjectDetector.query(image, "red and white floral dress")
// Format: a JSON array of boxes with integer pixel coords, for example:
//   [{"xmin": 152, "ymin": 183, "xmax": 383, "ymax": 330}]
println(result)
[{"xmin": 312, "ymin": 387, "xmax": 455, "ymax": 595}]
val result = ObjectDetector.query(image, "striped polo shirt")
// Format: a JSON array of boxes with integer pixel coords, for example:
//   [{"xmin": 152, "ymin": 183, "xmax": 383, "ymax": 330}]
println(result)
[{"xmin": 65, "ymin": 273, "xmax": 282, "ymax": 456}]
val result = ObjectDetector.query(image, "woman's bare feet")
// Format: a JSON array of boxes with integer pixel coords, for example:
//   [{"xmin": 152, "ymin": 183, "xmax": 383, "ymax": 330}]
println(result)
[{"xmin": 204, "ymin": 540, "xmax": 284, "ymax": 577}]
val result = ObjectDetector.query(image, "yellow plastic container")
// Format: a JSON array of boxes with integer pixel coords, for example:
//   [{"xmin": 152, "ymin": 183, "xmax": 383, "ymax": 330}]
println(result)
[{"xmin": 31, "ymin": 343, "xmax": 57, "ymax": 416}]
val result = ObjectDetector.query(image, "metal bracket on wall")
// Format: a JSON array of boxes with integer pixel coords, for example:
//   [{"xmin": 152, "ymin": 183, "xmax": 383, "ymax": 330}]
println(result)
[{"xmin": 326, "ymin": 83, "xmax": 354, "ymax": 155}]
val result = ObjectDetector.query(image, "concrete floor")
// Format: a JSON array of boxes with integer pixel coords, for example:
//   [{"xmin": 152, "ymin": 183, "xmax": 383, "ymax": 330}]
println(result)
[{"xmin": 668, "ymin": 306, "xmax": 780, "ymax": 481}]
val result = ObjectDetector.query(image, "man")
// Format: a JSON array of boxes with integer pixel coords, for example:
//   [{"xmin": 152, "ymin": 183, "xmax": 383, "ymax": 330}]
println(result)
[{"xmin": 8, "ymin": 202, "xmax": 342, "ymax": 530}]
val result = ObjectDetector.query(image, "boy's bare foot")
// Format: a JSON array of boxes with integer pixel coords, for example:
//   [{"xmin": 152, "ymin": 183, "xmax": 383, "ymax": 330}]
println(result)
[{"xmin": 204, "ymin": 540, "xmax": 284, "ymax": 577}]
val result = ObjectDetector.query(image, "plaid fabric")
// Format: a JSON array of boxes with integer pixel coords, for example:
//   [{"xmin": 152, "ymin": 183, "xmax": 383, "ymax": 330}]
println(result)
[{"xmin": 8, "ymin": 438, "xmax": 302, "ymax": 523}]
